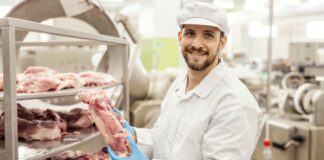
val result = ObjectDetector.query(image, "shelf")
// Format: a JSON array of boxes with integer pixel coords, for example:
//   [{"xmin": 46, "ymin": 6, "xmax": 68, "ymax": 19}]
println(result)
[
  {"xmin": 0, "ymin": 40, "xmax": 120, "ymax": 47},
  {"xmin": 0, "ymin": 127, "xmax": 101, "ymax": 160},
  {"xmin": 0, "ymin": 82, "xmax": 123, "ymax": 102},
  {"xmin": 0, "ymin": 17, "xmax": 129, "ymax": 159},
  {"xmin": 0, "ymin": 84, "xmax": 122, "ymax": 160},
  {"xmin": 0, "ymin": 18, "xmax": 128, "ymax": 45}
]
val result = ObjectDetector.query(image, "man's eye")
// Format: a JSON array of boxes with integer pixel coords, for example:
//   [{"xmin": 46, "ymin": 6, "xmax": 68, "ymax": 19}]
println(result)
[
  {"xmin": 204, "ymin": 33, "xmax": 214, "ymax": 39},
  {"xmin": 184, "ymin": 32, "xmax": 195, "ymax": 37}
]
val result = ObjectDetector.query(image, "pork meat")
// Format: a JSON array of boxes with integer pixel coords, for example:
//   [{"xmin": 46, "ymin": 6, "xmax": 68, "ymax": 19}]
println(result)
[{"xmin": 79, "ymin": 89, "xmax": 131, "ymax": 157}]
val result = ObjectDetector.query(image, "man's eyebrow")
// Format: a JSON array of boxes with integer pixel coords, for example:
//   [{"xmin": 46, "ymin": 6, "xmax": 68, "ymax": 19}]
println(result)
[
  {"xmin": 203, "ymin": 30, "xmax": 217, "ymax": 34},
  {"xmin": 184, "ymin": 29, "xmax": 195, "ymax": 32}
]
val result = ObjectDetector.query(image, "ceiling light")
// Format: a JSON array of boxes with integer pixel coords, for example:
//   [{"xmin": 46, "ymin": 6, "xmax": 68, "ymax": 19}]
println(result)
[{"xmin": 307, "ymin": 21, "xmax": 324, "ymax": 39}]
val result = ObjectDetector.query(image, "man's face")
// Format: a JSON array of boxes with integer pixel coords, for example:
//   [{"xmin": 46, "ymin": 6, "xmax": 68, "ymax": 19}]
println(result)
[{"xmin": 178, "ymin": 24, "xmax": 226, "ymax": 71}]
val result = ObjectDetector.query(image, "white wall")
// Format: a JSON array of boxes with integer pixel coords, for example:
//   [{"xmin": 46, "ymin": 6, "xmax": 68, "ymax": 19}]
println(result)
[{"xmin": 153, "ymin": 0, "xmax": 180, "ymax": 37}]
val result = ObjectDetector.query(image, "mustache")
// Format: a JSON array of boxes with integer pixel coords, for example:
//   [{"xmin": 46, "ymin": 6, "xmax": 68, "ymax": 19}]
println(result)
[{"xmin": 184, "ymin": 46, "xmax": 208, "ymax": 54}]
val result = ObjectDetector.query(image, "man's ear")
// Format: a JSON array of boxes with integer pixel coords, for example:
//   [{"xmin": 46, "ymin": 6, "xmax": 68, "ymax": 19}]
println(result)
[
  {"xmin": 219, "ymin": 36, "xmax": 227, "ymax": 50},
  {"xmin": 178, "ymin": 31, "xmax": 182, "ymax": 43}
]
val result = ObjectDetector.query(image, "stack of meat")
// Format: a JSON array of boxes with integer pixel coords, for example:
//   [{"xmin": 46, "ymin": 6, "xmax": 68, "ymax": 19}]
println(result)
[
  {"xmin": 0, "ymin": 104, "xmax": 94, "ymax": 141},
  {"xmin": 0, "ymin": 66, "xmax": 116, "ymax": 93},
  {"xmin": 79, "ymin": 89, "xmax": 131, "ymax": 157}
]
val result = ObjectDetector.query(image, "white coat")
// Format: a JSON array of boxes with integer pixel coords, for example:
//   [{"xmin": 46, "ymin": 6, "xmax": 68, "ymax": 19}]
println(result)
[{"xmin": 135, "ymin": 61, "xmax": 262, "ymax": 160}]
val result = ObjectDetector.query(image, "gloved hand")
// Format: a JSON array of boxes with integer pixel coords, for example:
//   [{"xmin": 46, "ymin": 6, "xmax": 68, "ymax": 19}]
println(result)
[
  {"xmin": 112, "ymin": 108, "xmax": 135, "ymax": 136},
  {"xmin": 107, "ymin": 135, "xmax": 148, "ymax": 160}
]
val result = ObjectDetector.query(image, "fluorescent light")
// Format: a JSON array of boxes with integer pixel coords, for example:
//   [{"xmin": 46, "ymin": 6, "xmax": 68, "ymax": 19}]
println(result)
[
  {"xmin": 248, "ymin": 20, "xmax": 278, "ymax": 38},
  {"xmin": 307, "ymin": 21, "xmax": 324, "ymax": 39}
]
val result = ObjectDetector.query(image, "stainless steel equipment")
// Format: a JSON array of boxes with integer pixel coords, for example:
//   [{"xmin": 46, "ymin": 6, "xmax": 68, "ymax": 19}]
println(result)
[
  {"xmin": 0, "ymin": 17, "xmax": 129, "ymax": 160},
  {"xmin": 253, "ymin": 42, "xmax": 324, "ymax": 160},
  {"xmin": 267, "ymin": 118, "xmax": 324, "ymax": 160}
]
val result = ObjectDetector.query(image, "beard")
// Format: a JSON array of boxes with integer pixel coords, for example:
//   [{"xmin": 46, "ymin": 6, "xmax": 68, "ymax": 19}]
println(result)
[{"xmin": 183, "ymin": 46, "xmax": 218, "ymax": 71}]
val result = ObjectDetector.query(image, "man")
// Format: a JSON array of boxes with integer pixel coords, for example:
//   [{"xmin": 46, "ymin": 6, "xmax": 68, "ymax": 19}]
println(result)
[{"xmin": 108, "ymin": 1, "xmax": 262, "ymax": 160}]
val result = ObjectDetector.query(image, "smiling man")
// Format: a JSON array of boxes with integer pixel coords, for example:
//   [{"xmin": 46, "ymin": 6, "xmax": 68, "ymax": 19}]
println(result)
[
  {"xmin": 133, "ymin": 2, "xmax": 262, "ymax": 160},
  {"xmin": 106, "ymin": 1, "xmax": 262, "ymax": 160}
]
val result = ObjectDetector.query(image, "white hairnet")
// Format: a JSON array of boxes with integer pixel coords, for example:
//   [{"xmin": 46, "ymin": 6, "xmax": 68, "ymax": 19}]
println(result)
[{"xmin": 177, "ymin": 1, "xmax": 229, "ymax": 36}]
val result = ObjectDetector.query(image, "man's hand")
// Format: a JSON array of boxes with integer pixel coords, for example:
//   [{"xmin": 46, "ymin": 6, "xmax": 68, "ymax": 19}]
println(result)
[
  {"xmin": 112, "ymin": 108, "xmax": 136, "ymax": 141},
  {"xmin": 106, "ymin": 135, "xmax": 148, "ymax": 160}
]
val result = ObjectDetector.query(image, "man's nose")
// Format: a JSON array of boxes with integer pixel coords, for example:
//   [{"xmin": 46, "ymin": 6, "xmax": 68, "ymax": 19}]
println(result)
[{"xmin": 192, "ymin": 37, "xmax": 204, "ymax": 49}]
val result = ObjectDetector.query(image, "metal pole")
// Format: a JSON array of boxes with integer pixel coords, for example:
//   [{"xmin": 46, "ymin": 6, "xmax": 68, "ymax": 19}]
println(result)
[
  {"xmin": 266, "ymin": 0, "xmax": 274, "ymax": 113},
  {"xmin": 122, "ymin": 43, "xmax": 130, "ymax": 121},
  {"xmin": 2, "ymin": 27, "xmax": 18, "ymax": 160}
]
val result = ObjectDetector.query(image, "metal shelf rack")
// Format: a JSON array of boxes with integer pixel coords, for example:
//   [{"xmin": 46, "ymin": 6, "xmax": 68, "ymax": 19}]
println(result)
[{"xmin": 0, "ymin": 17, "xmax": 129, "ymax": 160}]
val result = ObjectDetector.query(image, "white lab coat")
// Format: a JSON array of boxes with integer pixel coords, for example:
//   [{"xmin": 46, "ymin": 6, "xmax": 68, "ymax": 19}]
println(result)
[{"xmin": 135, "ymin": 61, "xmax": 262, "ymax": 160}]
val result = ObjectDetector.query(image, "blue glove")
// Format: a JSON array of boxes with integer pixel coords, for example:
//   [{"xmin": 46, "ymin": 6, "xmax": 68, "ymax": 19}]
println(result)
[
  {"xmin": 112, "ymin": 107, "xmax": 123, "ymax": 116},
  {"xmin": 112, "ymin": 108, "xmax": 135, "ymax": 136},
  {"xmin": 107, "ymin": 135, "xmax": 148, "ymax": 160}
]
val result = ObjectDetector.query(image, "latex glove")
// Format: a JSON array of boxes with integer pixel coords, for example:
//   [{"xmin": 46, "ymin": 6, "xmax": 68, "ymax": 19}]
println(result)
[
  {"xmin": 112, "ymin": 108, "xmax": 135, "ymax": 136},
  {"xmin": 107, "ymin": 135, "xmax": 148, "ymax": 160}
]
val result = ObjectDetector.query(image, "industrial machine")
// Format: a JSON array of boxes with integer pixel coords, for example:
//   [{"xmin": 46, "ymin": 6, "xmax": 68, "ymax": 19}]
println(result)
[{"xmin": 253, "ymin": 42, "xmax": 324, "ymax": 160}]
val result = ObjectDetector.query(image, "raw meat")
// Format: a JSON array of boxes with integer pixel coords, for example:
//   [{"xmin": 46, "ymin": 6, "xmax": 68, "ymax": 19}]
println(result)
[
  {"xmin": 0, "ymin": 104, "xmax": 66, "ymax": 141},
  {"xmin": 23, "ymin": 66, "xmax": 57, "ymax": 75},
  {"xmin": 1, "ymin": 66, "xmax": 116, "ymax": 93},
  {"xmin": 16, "ymin": 73, "xmax": 61, "ymax": 93},
  {"xmin": 17, "ymin": 117, "xmax": 62, "ymax": 141},
  {"xmin": 49, "ymin": 150, "xmax": 93, "ymax": 160},
  {"xmin": 79, "ymin": 71, "xmax": 116, "ymax": 87},
  {"xmin": 79, "ymin": 89, "xmax": 131, "ymax": 157},
  {"xmin": 55, "ymin": 73, "xmax": 85, "ymax": 90},
  {"xmin": 58, "ymin": 108, "xmax": 94, "ymax": 129}
]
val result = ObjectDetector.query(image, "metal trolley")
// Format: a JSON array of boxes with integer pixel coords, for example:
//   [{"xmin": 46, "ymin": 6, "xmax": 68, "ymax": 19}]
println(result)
[{"xmin": 0, "ymin": 17, "xmax": 129, "ymax": 160}]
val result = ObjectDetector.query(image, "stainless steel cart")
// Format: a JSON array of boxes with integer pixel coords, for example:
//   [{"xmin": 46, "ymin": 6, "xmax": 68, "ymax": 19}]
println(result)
[{"xmin": 0, "ymin": 17, "xmax": 129, "ymax": 160}]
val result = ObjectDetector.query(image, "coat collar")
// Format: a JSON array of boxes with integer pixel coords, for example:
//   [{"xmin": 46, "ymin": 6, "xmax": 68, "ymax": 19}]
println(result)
[{"xmin": 174, "ymin": 60, "xmax": 226, "ymax": 99}]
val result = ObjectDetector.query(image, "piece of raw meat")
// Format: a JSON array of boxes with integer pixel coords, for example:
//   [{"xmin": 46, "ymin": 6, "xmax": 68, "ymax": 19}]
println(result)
[
  {"xmin": 0, "ymin": 104, "xmax": 66, "ymax": 141},
  {"xmin": 79, "ymin": 89, "xmax": 131, "ymax": 157},
  {"xmin": 58, "ymin": 108, "xmax": 94, "ymax": 129},
  {"xmin": 49, "ymin": 150, "xmax": 93, "ymax": 160},
  {"xmin": 16, "ymin": 74, "xmax": 61, "ymax": 93},
  {"xmin": 55, "ymin": 73, "xmax": 85, "ymax": 90},
  {"xmin": 0, "ymin": 73, "xmax": 25, "ymax": 91},
  {"xmin": 79, "ymin": 71, "xmax": 116, "ymax": 87},
  {"xmin": 92, "ymin": 149, "xmax": 111, "ymax": 160},
  {"xmin": 17, "ymin": 118, "xmax": 62, "ymax": 141},
  {"xmin": 23, "ymin": 66, "xmax": 57, "ymax": 75}
]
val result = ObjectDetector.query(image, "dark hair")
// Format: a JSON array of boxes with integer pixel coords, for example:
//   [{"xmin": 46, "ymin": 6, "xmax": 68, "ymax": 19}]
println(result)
[{"xmin": 220, "ymin": 32, "xmax": 224, "ymax": 37}]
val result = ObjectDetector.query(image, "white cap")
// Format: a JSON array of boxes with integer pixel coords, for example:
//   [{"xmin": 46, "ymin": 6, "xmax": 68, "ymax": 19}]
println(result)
[{"xmin": 177, "ymin": 1, "xmax": 229, "ymax": 36}]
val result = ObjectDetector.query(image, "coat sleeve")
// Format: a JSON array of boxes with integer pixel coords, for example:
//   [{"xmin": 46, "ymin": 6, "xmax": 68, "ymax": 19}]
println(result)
[
  {"xmin": 134, "ymin": 114, "xmax": 162, "ymax": 159},
  {"xmin": 202, "ymin": 101, "xmax": 260, "ymax": 160}
]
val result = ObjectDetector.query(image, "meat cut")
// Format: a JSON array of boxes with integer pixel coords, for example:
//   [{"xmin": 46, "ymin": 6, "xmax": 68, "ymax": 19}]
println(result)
[
  {"xmin": 0, "ymin": 104, "xmax": 95, "ymax": 141},
  {"xmin": 54, "ymin": 73, "xmax": 85, "ymax": 91},
  {"xmin": 79, "ymin": 89, "xmax": 131, "ymax": 157},
  {"xmin": 0, "ymin": 66, "xmax": 116, "ymax": 93},
  {"xmin": 58, "ymin": 108, "xmax": 94, "ymax": 129},
  {"xmin": 79, "ymin": 71, "xmax": 116, "ymax": 87}
]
